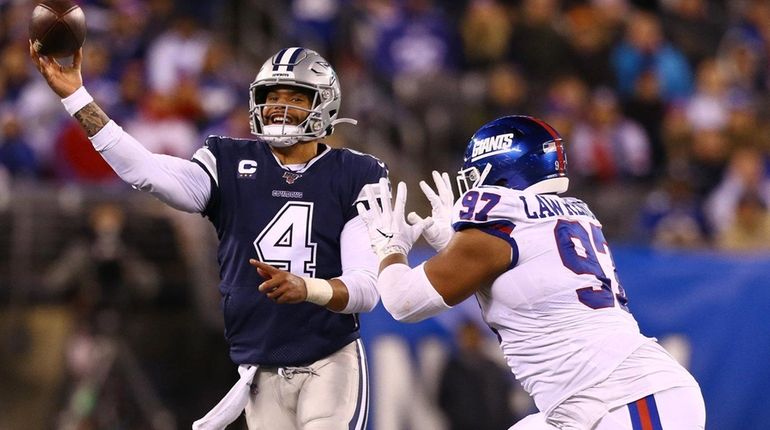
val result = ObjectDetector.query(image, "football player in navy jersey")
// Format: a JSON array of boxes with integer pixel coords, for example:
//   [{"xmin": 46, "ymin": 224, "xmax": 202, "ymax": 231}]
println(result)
[
  {"xmin": 31, "ymin": 43, "xmax": 393, "ymax": 429},
  {"xmin": 357, "ymin": 116, "xmax": 705, "ymax": 429}
]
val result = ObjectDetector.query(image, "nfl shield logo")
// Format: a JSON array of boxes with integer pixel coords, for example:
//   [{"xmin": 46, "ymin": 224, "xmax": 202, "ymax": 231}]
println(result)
[{"xmin": 283, "ymin": 171, "xmax": 302, "ymax": 184}]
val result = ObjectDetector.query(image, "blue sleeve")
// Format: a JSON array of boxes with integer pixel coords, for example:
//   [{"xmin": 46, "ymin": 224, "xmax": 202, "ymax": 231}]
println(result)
[
  {"xmin": 344, "ymin": 152, "xmax": 389, "ymax": 221},
  {"xmin": 198, "ymin": 136, "xmax": 221, "ymax": 220}
]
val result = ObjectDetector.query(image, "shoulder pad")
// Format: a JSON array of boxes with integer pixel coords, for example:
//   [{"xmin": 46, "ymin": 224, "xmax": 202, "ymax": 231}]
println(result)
[
  {"xmin": 450, "ymin": 188, "xmax": 600, "ymax": 229},
  {"xmin": 451, "ymin": 187, "xmax": 526, "ymax": 229},
  {"xmin": 342, "ymin": 148, "xmax": 388, "ymax": 169},
  {"xmin": 204, "ymin": 135, "xmax": 222, "ymax": 148}
]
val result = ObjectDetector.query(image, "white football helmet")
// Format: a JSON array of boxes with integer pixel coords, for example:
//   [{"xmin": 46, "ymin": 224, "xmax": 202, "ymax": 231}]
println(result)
[{"xmin": 249, "ymin": 47, "xmax": 357, "ymax": 147}]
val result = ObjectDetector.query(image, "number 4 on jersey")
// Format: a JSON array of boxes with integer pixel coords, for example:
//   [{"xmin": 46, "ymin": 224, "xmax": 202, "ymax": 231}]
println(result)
[{"xmin": 254, "ymin": 202, "xmax": 317, "ymax": 277}]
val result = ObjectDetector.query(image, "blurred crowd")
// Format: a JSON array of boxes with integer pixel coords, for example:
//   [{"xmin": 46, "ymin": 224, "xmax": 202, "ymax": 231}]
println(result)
[
  {"xmin": 4, "ymin": 0, "xmax": 770, "ymax": 249},
  {"xmin": 4, "ymin": 0, "xmax": 769, "ymax": 428}
]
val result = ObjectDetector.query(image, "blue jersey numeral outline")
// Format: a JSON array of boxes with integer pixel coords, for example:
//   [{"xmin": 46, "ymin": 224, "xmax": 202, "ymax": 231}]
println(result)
[
  {"xmin": 554, "ymin": 219, "xmax": 629, "ymax": 311},
  {"xmin": 459, "ymin": 191, "xmax": 501, "ymax": 221}
]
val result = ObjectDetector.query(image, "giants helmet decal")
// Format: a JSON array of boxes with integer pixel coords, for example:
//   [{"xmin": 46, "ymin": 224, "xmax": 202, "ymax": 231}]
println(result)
[
  {"xmin": 457, "ymin": 115, "xmax": 569, "ymax": 194},
  {"xmin": 249, "ymin": 47, "xmax": 357, "ymax": 147}
]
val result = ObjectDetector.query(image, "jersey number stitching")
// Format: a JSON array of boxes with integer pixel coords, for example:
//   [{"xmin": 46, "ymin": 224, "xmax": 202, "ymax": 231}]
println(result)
[
  {"xmin": 554, "ymin": 220, "xmax": 629, "ymax": 311},
  {"xmin": 459, "ymin": 191, "xmax": 501, "ymax": 221},
  {"xmin": 254, "ymin": 202, "xmax": 317, "ymax": 277}
]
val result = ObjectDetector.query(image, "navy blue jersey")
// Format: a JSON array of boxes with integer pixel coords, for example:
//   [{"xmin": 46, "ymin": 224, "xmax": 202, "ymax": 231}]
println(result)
[{"xmin": 193, "ymin": 137, "xmax": 387, "ymax": 366}]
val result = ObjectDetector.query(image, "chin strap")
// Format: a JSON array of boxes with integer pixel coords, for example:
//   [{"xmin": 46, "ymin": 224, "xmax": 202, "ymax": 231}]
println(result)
[
  {"xmin": 263, "ymin": 118, "xmax": 358, "ymax": 148},
  {"xmin": 264, "ymin": 136, "xmax": 301, "ymax": 148}
]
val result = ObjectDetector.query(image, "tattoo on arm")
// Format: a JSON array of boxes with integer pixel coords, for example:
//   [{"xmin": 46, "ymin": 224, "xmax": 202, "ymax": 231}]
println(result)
[{"xmin": 73, "ymin": 102, "xmax": 111, "ymax": 137}]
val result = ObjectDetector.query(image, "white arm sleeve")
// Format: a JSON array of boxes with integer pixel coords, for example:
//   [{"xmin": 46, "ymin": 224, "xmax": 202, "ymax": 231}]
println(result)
[
  {"xmin": 90, "ymin": 121, "xmax": 212, "ymax": 213},
  {"xmin": 334, "ymin": 215, "xmax": 380, "ymax": 314},
  {"xmin": 378, "ymin": 263, "xmax": 451, "ymax": 323}
]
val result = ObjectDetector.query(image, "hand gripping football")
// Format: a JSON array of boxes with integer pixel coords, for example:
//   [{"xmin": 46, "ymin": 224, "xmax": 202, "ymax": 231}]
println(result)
[{"xmin": 29, "ymin": 0, "xmax": 86, "ymax": 58}]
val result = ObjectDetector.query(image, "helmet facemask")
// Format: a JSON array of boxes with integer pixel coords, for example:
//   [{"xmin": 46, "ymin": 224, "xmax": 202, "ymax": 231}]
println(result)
[
  {"xmin": 249, "ymin": 84, "xmax": 329, "ymax": 147},
  {"xmin": 456, "ymin": 163, "xmax": 492, "ymax": 195}
]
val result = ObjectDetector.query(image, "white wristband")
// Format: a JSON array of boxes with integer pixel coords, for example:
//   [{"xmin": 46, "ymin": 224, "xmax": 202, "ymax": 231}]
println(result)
[
  {"xmin": 61, "ymin": 86, "xmax": 94, "ymax": 116},
  {"xmin": 302, "ymin": 277, "xmax": 334, "ymax": 306}
]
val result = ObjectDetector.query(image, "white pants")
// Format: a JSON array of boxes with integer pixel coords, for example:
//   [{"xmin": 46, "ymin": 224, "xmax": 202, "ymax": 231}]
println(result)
[
  {"xmin": 510, "ymin": 386, "xmax": 706, "ymax": 430},
  {"xmin": 594, "ymin": 386, "xmax": 705, "ymax": 430},
  {"xmin": 244, "ymin": 339, "xmax": 369, "ymax": 430}
]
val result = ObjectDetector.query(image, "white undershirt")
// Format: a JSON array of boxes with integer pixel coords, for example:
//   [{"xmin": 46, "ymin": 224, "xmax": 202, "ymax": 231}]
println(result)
[{"xmin": 90, "ymin": 120, "xmax": 211, "ymax": 212}]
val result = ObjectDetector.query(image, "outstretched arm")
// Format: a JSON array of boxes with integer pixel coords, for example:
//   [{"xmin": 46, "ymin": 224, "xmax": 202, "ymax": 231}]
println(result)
[
  {"xmin": 73, "ymin": 102, "xmax": 110, "ymax": 137},
  {"xmin": 29, "ymin": 43, "xmax": 211, "ymax": 213},
  {"xmin": 358, "ymin": 179, "xmax": 511, "ymax": 322},
  {"xmin": 373, "ymin": 223, "xmax": 511, "ymax": 322}
]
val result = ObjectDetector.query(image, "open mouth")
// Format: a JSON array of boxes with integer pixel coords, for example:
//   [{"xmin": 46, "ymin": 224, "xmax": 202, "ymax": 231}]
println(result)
[{"xmin": 267, "ymin": 112, "xmax": 297, "ymax": 126}]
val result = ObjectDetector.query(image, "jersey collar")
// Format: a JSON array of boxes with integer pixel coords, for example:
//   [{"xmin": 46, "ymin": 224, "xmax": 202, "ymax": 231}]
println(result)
[{"xmin": 268, "ymin": 143, "xmax": 331, "ymax": 174}]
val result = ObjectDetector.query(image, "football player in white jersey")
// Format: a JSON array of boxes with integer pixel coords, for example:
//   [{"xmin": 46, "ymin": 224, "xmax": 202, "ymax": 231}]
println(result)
[{"xmin": 356, "ymin": 115, "xmax": 706, "ymax": 429}]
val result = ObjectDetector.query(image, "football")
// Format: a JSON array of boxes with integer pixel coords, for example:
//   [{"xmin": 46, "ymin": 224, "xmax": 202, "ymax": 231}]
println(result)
[{"xmin": 29, "ymin": 0, "xmax": 86, "ymax": 58}]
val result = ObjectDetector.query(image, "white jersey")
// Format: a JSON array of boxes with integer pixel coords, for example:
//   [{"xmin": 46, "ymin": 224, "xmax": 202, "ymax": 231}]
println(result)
[{"xmin": 451, "ymin": 185, "xmax": 653, "ymax": 416}]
